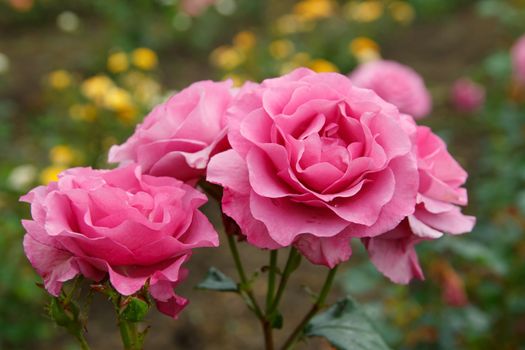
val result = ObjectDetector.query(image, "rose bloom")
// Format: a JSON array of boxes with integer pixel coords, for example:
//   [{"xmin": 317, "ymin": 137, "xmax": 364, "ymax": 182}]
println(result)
[
  {"xmin": 512, "ymin": 34, "xmax": 525, "ymax": 83},
  {"xmin": 451, "ymin": 78, "xmax": 485, "ymax": 113},
  {"xmin": 207, "ymin": 68, "xmax": 419, "ymax": 268},
  {"xmin": 363, "ymin": 125, "xmax": 475, "ymax": 284},
  {"xmin": 349, "ymin": 60, "xmax": 432, "ymax": 119},
  {"xmin": 109, "ymin": 80, "xmax": 234, "ymax": 184},
  {"xmin": 21, "ymin": 164, "xmax": 219, "ymax": 318}
]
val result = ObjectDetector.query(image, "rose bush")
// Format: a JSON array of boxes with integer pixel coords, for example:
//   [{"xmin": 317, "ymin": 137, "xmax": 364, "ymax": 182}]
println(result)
[
  {"xmin": 349, "ymin": 60, "xmax": 432, "ymax": 119},
  {"xmin": 207, "ymin": 68, "xmax": 419, "ymax": 268},
  {"xmin": 21, "ymin": 164, "xmax": 219, "ymax": 318},
  {"xmin": 364, "ymin": 125, "xmax": 476, "ymax": 284},
  {"xmin": 109, "ymin": 80, "xmax": 234, "ymax": 184}
]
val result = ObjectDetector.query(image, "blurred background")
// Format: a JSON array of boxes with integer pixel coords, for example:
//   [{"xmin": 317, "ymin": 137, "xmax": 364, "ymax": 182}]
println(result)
[{"xmin": 1, "ymin": 0, "xmax": 525, "ymax": 349}]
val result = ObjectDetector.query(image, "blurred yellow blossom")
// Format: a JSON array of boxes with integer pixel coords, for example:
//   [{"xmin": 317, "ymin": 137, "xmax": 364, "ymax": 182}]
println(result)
[
  {"xmin": 389, "ymin": 1, "xmax": 415, "ymax": 25},
  {"xmin": 40, "ymin": 165, "xmax": 66, "ymax": 185},
  {"xmin": 291, "ymin": 52, "xmax": 312, "ymax": 66},
  {"xmin": 293, "ymin": 0, "xmax": 335, "ymax": 21},
  {"xmin": 345, "ymin": 1, "xmax": 384, "ymax": 23},
  {"xmin": 308, "ymin": 59, "xmax": 339, "ymax": 72},
  {"xmin": 269, "ymin": 39, "xmax": 295, "ymax": 60},
  {"xmin": 349, "ymin": 37, "xmax": 381, "ymax": 62},
  {"xmin": 210, "ymin": 46, "xmax": 245, "ymax": 70},
  {"xmin": 275, "ymin": 14, "xmax": 314, "ymax": 34},
  {"xmin": 49, "ymin": 145, "xmax": 76, "ymax": 165},
  {"xmin": 116, "ymin": 106, "xmax": 138, "ymax": 124},
  {"xmin": 122, "ymin": 71, "xmax": 161, "ymax": 105},
  {"xmin": 48, "ymin": 70, "xmax": 72, "ymax": 90},
  {"xmin": 233, "ymin": 31, "xmax": 256, "ymax": 51},
  {"xmin": 279, "ymin": 52, "xmax": 312, "ymax": 75},
  {"xmin": 103, "ymin": 87, "xmax": 134, "ymax": 112},
  {"xmin": 132, "ymin": 48, "xmax": 158, "ymax": 70},
  {"xmin": 107, "ymin": 51, "xmax": 129, "ymax": 73},
  {"xmin": 69, "ymin": 104, "xmax": 97, "ymax": 122},
  {"xmin": 81, "ymin": 75, "xmax": 114, "ymax": 103}
]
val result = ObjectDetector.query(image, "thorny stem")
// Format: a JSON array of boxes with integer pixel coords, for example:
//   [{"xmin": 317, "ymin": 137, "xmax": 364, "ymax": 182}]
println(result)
[{"xmin": 281, "ymin": 265, "xmax": 339, "ymax": 350}]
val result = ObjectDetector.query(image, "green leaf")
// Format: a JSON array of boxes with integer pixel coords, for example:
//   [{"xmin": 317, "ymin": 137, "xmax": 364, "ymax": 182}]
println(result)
[
  {"xmin": 305, "ymin": 297, "xmax": 391, "ymax": 350},
  {"xmin": 197, "ymin": 267, "xmax": 238, "ymax": 292},
  {"xmin": 120, "ymin": 296, "xmax": 150, "ymax": 322}
]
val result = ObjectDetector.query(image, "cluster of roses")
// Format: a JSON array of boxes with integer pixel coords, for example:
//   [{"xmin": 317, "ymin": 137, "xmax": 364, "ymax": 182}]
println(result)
[{"xmin": 22, "ymin": 62, "xmax": 475, "ymax": 320}]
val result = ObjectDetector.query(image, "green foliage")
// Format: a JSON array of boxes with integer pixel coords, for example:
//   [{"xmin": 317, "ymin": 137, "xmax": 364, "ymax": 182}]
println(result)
[
  {"xmin": 305, "ymin": 297, "xmax": 391, "ymax": 350},
  {"xmin": 197, "ymin": 267, "xmax": 238, "ymax": 292}
]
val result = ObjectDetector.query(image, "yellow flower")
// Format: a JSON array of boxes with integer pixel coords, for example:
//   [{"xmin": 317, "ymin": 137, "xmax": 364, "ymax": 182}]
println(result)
[
  {"xmin": 132, "ymin": 48, "xmax": 158, "ymax": 70},
  {"xmin": 107, "ymin": 51, "xmax": 129, "ymax": 73},
  {"xmin": 40, "ymin": 165, "xmax": 66, "ymax": 185},
  {"xmin": 293, "ymin": 0, "xmax": 335, "ymax": 21},
  {"xmin": 349, "ymin": 37, "xmax": 381, "ymax": 63},
  {"xmin": 69, "ymin": 104, "xmax": 97, "ymax": 122},
  {"xmin": 345, "ymin": 1, "xmax": 384, "ymax": 23},
  {"xmin": 210, "ymin": 46, "xmax": 245, "ymax": 70},
  {"xmin": 48, "ymin": 70, "xmax": 72, "ymax": 90},
  {"xmin": 269, "ymin": 40, "xmax": 295, "ymax": 60},
  {"xmin": 389, "ymin": 1, "xmax": 415, "ymax": 25},
  {"xmin": 291, "ymin": 52, "xmax": 311, "ymax": 66},
  {"xmin": 81, "ymin": 75, "xmax": 114, "ymax": 103},
  {"xmin": 116, "ymin": 106, "xmax": 138, "ymax": 124},
  {"xmin": 233, "ymin": 31, "xmax": 256, "ymax": 51},
  {"xmin": 103, "ymin": 87, "xmax": 134, "ymax": 112},
  {"xmin": 275, "ymin": 14, "xmax": 314, "ymax": 34},
  {"xmin": 49, "ymin": 145, "xmax": 75, "ymax": 165},
  {"xmin": 308, "ymin": 59, "xmax": 339, "ymax": 72}
]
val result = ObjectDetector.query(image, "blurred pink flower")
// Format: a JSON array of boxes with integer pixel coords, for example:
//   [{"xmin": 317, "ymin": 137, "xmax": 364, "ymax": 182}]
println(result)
[
  {"xmin": 451, "ymin": 78, "xmax": 485, "ymax": 113},
  {"xmin": 512, "ymin": 34, "xmax": 525, "ymax": 83},
  {"xmin": 109, "ymin": 80, "xmax": 234, "ymax": 184},
  {"xmin": 21, "ymin": 164, "xmax": 219, "ymax": 318},
  {"xmin": 181, "ymin": 0, "xmax": 216, "ymax": 16},
  {"xmin": 349, "ymin": 60, "xmax": 432, "ymax": 119},
  {"xmin": 207, "ymin": 68, "xmax": 419, "ymax": 268}
]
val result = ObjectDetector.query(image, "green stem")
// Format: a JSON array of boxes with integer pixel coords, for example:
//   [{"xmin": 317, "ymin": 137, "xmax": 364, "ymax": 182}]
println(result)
[
  {"xmin": 266, "ymin": 250, "xmax": 278, "ymax": 313},
  {"xmin": 118, "ymin": 319, "xmax": 140, "ymax": 350},
  {"xmin": 226, "ymin": 233, "xmax": 264, "ymax": 319},
  {"xmin": 281, "ymin": 265, "xmax": 339, "ymax": 350},
  {"xmin": 268, "ymin": 248, "xmax": 301, "ymax": 315},
  {"xmin": 75, "ymin": 333, "xmax": 91, "ymax": 350}
]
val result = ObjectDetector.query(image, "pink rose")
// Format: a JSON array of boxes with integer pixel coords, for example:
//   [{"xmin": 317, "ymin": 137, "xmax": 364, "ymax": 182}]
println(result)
[
  {"xmin": 512, "ymin": 34, "xmax": 525, "ymax": 83},
  {"xmin": 364, "ymin": 126, "xmax": 475, "ymax": 284},
  {"xmin": 349, "ymin": 60, "xmax": 432, "ymax": 119},
  {"xmin": 207, "ymin": 68, "xmax": 419, "ymax": 268},
  {"xmin": 21, "ymin": 164, "xmax": 219, "ymax": 318},
  {"xmin": 109, "ymin": 80, "xmax": 234, "ymax": 184},
  {"xmin": 451, "ymin": 78, "xmax": 485, "ymax": 112}
]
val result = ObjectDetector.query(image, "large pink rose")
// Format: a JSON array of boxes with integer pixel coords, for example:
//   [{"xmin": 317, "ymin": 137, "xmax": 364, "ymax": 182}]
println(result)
[
  {"xmin": 512, "ymin": 34, "xmax": 525, "ymax": 83},
  {"xmin": 364, "ymin": 126, "xmax": 475, "ymax": 284},
  {"xmin": 207, "ymin": 68, "xmax": 419, "ymax": 268},
  {"xmin": 109, "ymin": 80, "xmax": 234, "ymax": 184},
  {"xmin": 349, "ymin": 60, "xmax": 432, "ymax": 119},
  {"xmin": 21, "ymin": 164, "xmax": 219, "ymax": 318}
]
